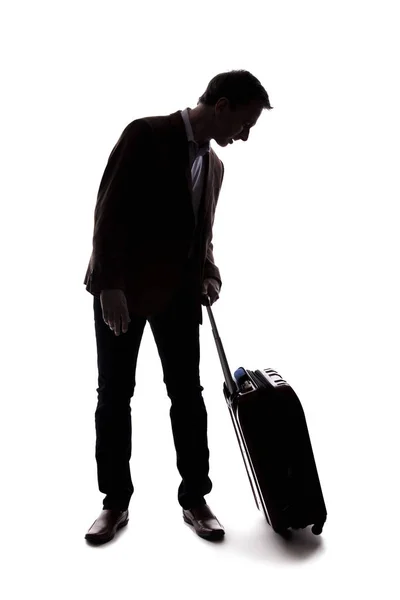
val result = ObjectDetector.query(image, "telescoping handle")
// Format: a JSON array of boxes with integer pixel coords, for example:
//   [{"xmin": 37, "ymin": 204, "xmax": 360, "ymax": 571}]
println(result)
[{"xmin": 205, "ymin": 296, "xmax": 238, "ymax": 398}]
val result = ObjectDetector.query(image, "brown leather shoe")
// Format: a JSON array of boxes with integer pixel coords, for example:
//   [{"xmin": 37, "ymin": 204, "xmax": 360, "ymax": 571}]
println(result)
[
  {"xmin": 183, "ymin": 504, "xmax": 225, "ymax": 541},
  {"xmin": 85, "ymin": 509, "xmax": 129, "ymax": 545}
]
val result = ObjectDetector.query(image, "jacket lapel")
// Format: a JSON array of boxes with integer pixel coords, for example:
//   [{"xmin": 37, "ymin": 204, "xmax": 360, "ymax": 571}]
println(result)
[{"xmin": 144, "ymin": 110, "xmax": 216, "ymax": 234}]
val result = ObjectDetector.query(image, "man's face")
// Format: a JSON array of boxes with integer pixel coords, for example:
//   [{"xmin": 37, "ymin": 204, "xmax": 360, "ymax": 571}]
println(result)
[{"xmin": 214, "ymin": 98, "xmax": 263, "ymax": 147}]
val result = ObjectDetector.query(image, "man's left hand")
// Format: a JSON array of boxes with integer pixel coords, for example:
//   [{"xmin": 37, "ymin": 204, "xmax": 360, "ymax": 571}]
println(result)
[{"xmin": 201, "ymin": 277, "xmax": 221, "ymax": 306}]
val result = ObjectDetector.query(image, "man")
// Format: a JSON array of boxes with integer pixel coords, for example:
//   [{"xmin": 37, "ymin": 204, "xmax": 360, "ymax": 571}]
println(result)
[{"xmin": 83, "ymin": 69, "xmax": 272, "ymax": 545}]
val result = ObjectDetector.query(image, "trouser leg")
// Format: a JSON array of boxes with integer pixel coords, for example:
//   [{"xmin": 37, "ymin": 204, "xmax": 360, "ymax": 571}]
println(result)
[{"xmin": 93, "ymin": 295, "xmax": 146, "ymax": 510}]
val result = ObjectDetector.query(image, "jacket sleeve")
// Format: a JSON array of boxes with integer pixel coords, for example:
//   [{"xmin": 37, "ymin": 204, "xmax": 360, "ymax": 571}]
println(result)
[
  {"xmin": 203, "ymin": 162, "xmax": 224, "ymax": 288},
  {"xmin": 88, "ymin": 120, "xmax": 154, "ymax": 293}
]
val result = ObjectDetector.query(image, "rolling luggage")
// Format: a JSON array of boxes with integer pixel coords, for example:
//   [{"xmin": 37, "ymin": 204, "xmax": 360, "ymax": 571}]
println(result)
[{"xmin": 205, "ymin": 300, "xmax": 327, "ymax": 537}]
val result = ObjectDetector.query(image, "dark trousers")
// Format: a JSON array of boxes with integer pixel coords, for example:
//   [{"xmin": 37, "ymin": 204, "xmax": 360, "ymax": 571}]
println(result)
[{"xmin": 92, "ymin": 271, "xmax": 212, "ymax": 511}]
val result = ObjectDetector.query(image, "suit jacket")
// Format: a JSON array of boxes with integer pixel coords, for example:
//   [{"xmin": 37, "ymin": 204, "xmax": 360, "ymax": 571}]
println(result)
[{"xmin": 83, "ymin": 110, "xmax": 225, "ymax": 324}]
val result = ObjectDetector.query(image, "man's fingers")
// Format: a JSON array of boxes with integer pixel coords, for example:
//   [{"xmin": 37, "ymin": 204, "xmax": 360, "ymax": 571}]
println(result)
[
  {"xmin": 201, "ymin": 294, "xmax": 210, "ymax": 306},
  {"xmin": 111, "ymin": 312, "xmax": 123, "ymax": 336},
  {"xmin": 100, "ymin": 290, "xmax": 130, "ymax": 335},
  {"xmin": 121, "ymin": 312, "xmax": 130, "ymax": 334},
  {"xmin": 102, "ymin": 309, "xmax": 117, "ymax": 333},
  {"xmin": 114, "ymin": 315, "xmax": 121, "ymax": 336},
  {"xmin": 109, "ymin": 312, "xmax": 131, "ymax": 335},
  {"xmin": 108, "ymin": 310, "xmax": 116, "ymax": 332}
]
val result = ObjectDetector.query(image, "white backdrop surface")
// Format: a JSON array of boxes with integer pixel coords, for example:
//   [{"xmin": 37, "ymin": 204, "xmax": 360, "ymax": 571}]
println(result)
[{"xmin": 1, "ymin": 1, "xmax": 399, "ymax": 598}]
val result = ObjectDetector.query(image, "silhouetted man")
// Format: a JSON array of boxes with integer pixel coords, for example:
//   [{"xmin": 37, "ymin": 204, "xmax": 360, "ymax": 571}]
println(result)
[{"xmin": 83, "ymin": 69, "xmax": 272, "ymax": 544}]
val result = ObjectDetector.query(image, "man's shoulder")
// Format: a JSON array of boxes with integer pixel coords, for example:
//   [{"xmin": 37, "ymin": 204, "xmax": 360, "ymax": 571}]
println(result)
[
  {"xmin": 121, "ymin": 117, "xmax": 154, "ymax": 138},
  {"xmin": 118, "ymin": 111, "xmax": 224, "ymax": 173},
  {"xmin": 124, "ymin": 110, "xmax": 181, "ymax": 134},
  {"xmin": 116, "ymin": 113, "xmax": 179, "ymax": 150}
]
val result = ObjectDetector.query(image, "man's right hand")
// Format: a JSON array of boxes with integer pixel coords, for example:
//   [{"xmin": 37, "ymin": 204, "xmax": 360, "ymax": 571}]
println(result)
[{"xmin": 100, "ymin": 289, "xmax": 131, "ymax": 336}]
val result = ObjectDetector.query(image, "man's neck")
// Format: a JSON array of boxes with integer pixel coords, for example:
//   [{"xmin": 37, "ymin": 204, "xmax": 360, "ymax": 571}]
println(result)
[{"xmin": 188, "ymin": 106, "xmax": 212, "ymax": 146}]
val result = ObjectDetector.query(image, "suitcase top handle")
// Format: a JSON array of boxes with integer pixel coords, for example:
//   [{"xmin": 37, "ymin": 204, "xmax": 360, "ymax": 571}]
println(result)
[{"xmin": 205, "ymin": 297, "xmax": 238, "ymax": 397}]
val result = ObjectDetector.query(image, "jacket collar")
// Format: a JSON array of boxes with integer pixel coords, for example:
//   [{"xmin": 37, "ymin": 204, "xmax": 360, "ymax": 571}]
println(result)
[{"xmin": 180, "ymin": 107, "xmax": 211, "ymax": 158}]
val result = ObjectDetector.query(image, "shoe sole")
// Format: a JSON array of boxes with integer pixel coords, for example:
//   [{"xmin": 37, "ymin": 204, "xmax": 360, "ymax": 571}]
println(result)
[
  {"xmin": 183, "ymin": 514, "xmax": 225, "ymax": 541},
  {"xmin": 85, "ymin": 517, "xmax": 129, "ymax": 545}
]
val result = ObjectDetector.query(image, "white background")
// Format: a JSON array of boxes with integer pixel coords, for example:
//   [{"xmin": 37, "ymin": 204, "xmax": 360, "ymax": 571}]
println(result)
[{"xmin": 1, "ymin": 0, "xmax": 399, "ymax": 598}]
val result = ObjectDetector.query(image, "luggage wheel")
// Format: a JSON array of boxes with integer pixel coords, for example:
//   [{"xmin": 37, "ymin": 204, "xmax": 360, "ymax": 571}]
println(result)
[{"xmin": 311, "ymin": 523, "xmax": 323, "ymax": 535}]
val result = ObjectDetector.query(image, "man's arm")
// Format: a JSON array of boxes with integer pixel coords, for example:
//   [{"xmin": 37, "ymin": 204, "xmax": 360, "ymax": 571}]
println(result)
[
  {"xmin": 203, "ymin": 162, "xmax": 224, "ymax": 289},
  {"xmin": 203, "ymin": 240, "xmax": 222, "ymax": 288},
  {"xmin": 89, "ymin": 120, "xmax": 154, "ymax": 293}
]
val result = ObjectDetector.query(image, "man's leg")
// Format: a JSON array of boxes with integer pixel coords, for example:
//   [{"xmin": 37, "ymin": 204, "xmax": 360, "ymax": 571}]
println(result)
[
  {"xmin": 148, "ymin": 285, "xmax": 212, "ymax": 510},
  {"xmin": 93, "ymin": 295, "xmax": 147, "ymax": 510}
]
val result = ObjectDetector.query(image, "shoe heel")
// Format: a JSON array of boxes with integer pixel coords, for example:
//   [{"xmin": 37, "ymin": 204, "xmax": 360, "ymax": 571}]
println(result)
[{"xmin": 117, "ymin": 518, "xmax": 129, "ymax": 530}]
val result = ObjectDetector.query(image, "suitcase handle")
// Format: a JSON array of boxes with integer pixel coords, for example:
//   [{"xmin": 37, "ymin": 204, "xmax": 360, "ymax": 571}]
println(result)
[{"xmin": 204, "ymin": 295, "xmax": 238, "ymax": 398}]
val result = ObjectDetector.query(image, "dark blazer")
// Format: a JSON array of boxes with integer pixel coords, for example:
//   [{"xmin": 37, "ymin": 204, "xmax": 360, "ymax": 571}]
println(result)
[{"xmin": 83, "ymin": 110, "xmax": 225, "ymax": 323}]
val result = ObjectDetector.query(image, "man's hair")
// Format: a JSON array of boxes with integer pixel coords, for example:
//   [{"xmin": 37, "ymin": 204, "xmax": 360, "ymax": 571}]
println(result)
[{"xmin": 197, "ymin": 69, "xmax": 273, "ymax": 111}]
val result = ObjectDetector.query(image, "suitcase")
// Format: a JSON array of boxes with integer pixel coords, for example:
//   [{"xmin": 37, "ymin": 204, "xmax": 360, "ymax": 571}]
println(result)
[{"xmin": 205, "ymin": 300, "xmax": 327, "ymax": 537}]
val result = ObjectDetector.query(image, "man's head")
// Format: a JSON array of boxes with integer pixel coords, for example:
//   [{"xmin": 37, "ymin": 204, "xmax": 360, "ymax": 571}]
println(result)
[{"xmin": 189, "ymin": 70, "xmax": 273, "ymax": 147}]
